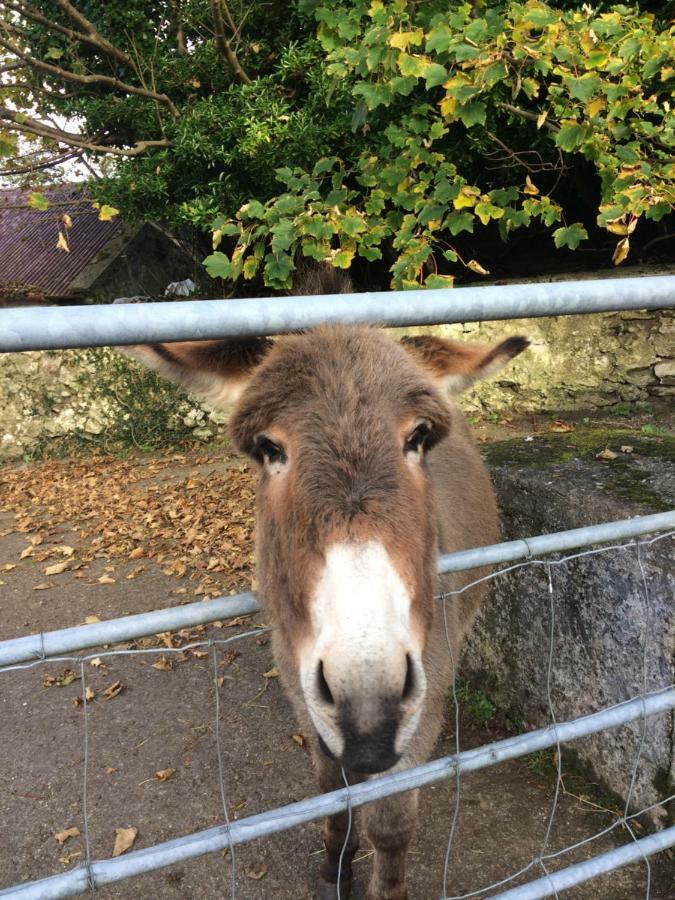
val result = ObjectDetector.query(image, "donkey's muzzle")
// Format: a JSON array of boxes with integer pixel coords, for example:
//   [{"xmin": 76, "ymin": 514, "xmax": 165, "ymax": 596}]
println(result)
[{"xmin": 339, "ymin": 712, "xmax": 402, "ymax": 774}]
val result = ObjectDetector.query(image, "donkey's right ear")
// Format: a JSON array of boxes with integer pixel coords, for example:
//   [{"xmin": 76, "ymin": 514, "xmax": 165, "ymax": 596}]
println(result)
[{"xmin": 119, "ymin": 338, "xmax": 274, "ymax": 408}]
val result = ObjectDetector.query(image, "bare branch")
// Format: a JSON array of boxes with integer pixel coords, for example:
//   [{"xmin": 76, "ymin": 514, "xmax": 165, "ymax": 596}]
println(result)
[
  {"xmin": 52, "ymin": 0, "xmax": 140, "ymax": 75},
  {"xmin": 211, "ymin": 0, "xmax": 251, "ymax": 85},
  {"xmin": 0, "ymin": 26, "xmax": 178, "ymax": 116},
  {"xmin": 497, "ymin": 101, "xmax": 560, "ymax": 133},
  {"xmin": 0, "ymin": 149, "xmax": 82, "ymax": 176},
  {"xmin": 0, "ymin": 106, "xmax": 171, "ymax": 156}
]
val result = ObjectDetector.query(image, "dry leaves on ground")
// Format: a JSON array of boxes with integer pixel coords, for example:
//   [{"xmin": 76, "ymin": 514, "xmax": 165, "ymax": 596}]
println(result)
[
  {"xmin": 112, "ymin": 827, "xmax": 137, "ymax": 857},
  {"xmin": 103, "ymin": 681, "xmax": 124, "ymax": 701},
  {"xmin": 54, "ymin": 827, "xmax": 80, "ymax": 844},
  {"xmin": 0, "ymin": 452, "xmax": 256, "ymax": 598},
  {"xmin": 596, "ymin": 448, "xmax": 618, "ymax": 461}
]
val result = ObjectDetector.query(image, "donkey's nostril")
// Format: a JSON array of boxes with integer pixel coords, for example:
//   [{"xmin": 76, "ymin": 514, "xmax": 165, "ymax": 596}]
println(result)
[
  {"xmin": 401, "ymin": 653, "xmax": 415, "ymax": 702},
  {"xmin": 316, "ymin": 660, "xmax": 335, "ymax": 706}
]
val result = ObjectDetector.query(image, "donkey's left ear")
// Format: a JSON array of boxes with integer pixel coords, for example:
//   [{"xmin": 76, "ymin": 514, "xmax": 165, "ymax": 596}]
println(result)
[{"xmin": 401, "ymin": 335, "xmax": 529, "ymax": 395}]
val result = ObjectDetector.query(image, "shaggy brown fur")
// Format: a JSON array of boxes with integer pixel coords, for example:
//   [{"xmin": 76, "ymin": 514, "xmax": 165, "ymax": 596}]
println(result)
[{"xmin": 122, "ymin": 276, "xmax": 528, "ymax": 900}]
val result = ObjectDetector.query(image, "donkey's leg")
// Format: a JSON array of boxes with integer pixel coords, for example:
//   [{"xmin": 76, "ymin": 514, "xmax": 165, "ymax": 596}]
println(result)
[
  {"xmin": 314, "ymin": 752, "xmax": 362, "ymax": 900},
  {"xmin": 362, "ymin": 786, "xmax": 418, "ymax": 900}
]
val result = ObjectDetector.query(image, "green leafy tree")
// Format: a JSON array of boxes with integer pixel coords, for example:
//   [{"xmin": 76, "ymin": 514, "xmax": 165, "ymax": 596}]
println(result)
[{"xmin": 1, "ymin": 1, "xmax": 673, "ymax": 289}]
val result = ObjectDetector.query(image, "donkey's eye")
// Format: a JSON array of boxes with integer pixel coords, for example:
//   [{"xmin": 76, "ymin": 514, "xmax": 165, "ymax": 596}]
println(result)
[
  {"xmin": 404, "ymin": 421, "xmax": 433, "ymax": 455},
  {"xmin": 253, "ymin": 436, "xmax": 287, "ymax": 466}
]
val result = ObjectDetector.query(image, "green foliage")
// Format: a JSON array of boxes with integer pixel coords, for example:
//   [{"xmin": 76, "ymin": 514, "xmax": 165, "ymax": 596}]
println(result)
[
  {"xmin": 2, "ymin": 1, "xmax": 672, "ymax": 289},
  {"xmin": 454, "ymin": 676, "xmax": 497, "ymax": 727},
  {"xmin": 204, "ymin": 1, "xmax": 674, "ymax": 288}
]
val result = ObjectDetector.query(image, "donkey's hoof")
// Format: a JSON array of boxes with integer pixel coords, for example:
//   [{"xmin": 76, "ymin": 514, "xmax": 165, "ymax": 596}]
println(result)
[{"xmin": 316, "ymin": 875, "xmax": 353, "ymax": 900}]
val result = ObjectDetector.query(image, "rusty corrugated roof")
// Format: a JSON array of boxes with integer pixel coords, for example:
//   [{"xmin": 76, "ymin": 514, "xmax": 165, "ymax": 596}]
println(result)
[{"xmin": 0, "ymin": 184, "xmax": 123, "ymax": 297}]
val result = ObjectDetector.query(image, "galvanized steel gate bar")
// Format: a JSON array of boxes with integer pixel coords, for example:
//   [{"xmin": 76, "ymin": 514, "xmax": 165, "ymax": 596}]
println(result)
[
  {"xmin": 1, "ymin": 510, "xmax": 673, "ymax": 669},
  {"xmin": 0, "ymin": 274, "xmax": 674, "ymax": 352},
  {"xmin": 2, "ymin": 687, "xmax": 673, "ymax": 899}
]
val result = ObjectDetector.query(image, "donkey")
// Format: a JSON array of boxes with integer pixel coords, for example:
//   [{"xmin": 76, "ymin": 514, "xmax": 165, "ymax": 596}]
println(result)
[{"xmin": 123, "ymin": 270, "xmax": 527, "ymax": 899}]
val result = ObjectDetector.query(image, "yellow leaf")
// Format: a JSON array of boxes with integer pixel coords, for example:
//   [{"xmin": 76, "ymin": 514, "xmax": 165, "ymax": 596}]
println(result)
[
  {"xmin": 85, "ymin": 686, "xmax": 96, "ymax": 701},
  {"xmin": 549, "ymin": 421, "xmax": 575, "ymax": 433},
  {"xmin": 97, "ymin": 574, "xmax": 116, "ymax": 584},
  {"xmin": 536, "ymin": 110, "xmax": 548, "ymax": 129},
  {"xmin": 263, "ymin": 666, "xmax": 279, "ymax": 679},
  {"xmin": 389, "ymin": 29, "xmax": 423, "ymax": 50},
  {"xmin": 612, "ymin": 237, "xmax": 629, "ymax": 265},
  {"xmin": 90, "ymin": 657, "xmax": 104, "ymax": 668},
  {"xmin": 33, "ymin": 583, "xmax": 51, "ymax": 590},
  {"xmin": 56, "ymin": 230, "xmax": 70, "ymax": 252},
  {"xmin": 54, "ymin": 827, "xmax": 80, "ymax": 845},
  {"xmin": 45, "ymin": 561, "xmax": 69, "ymax": 576},
  {"xmin": 523, "ymin": 175, "xmax": 539, "ymax": 195},
  {"xmin": 84, "ymin": 615, "xmax": 101, "ymax": 625},
  {"xmin": 154, "ymin": 767, "xmax": 176, "ymax": 782},
  {"xmin": 97, "ymin": 205, "xmax": 119, "ymax": 222},
  {"xmin": 292, "ymin": 733, "xmax": 306, "ymax": 747},
  {"xmin": 606, "ymin": 221, "xmax": 629, "ymax": 235},
  {"xmin": 466, "ymin": 259, "xmax": 490, "ymax": 276},
  {"xmin": 20, "ymin": 545, "xmax": 34, "ymax": 559},
  {"xmin": 439, "ymin": 95, "xmax": 457, "ymax": 119},
  {"xmin": 62, "ymin": 213, "xmax": 73, "ymax": 229},
  {"xmin": 246, "ymin": 863, "xmax": 268, "ymax": 881},
  {"xmin": 596, "ymin": 447, "xmax": 618, "ymax": 460},
  {"xmin": 112, "ymin": 827, "xmax": 137, "ymax": 857},
  {"xmin": 587, "ymin": 97, "xmax": 605, "ymax": 118},
  {"xmin": 453, "ymin": 186, "xmax": 480, "ymax": 210}
]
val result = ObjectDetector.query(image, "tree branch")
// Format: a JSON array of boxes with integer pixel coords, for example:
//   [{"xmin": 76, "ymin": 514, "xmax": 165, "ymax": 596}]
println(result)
[
  {"xmin": 0, "ymin": 26, "xmax": 179, "ymax": 115},
  {"xmin": 52, "ymin": 0, "xmax": 141, "ymax": 75},
  {"xmin": 211, "ymin": 0, "xmax": 251, "ymax": 85},
  {"xmin": 497, "ymin": 101, "xmax": 560, "ymax": 133},
  {"xmin": 0, "ymin": 106, "xmax": 171, "ymax": 156}
]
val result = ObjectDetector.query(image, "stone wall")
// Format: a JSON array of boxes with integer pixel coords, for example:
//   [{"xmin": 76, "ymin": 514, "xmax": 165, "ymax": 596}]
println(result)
[
  {"xmin": 464, "ymin": 432, "xmax": 675, "ymax": 820},
  {"xmin": 0, "ymin": 348, "xmax": 229, "ymax": 461}
]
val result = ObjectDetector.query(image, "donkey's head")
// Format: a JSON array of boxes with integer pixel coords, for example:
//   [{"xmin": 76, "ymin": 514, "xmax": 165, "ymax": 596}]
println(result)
[{"xmin": 124, "ymin": 311, "xmax": 526, "ymax": 773}]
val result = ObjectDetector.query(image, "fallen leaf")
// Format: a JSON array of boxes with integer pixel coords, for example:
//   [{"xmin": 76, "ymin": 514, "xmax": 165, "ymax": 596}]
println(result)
[
  {"xmin": 33, "ymin": 583, "xmax": 51, "ymax": 590},
  {"xmin": 292, "ymin": 734, "xmax": 306, "ymax": 747},
  {"xmin": 29, "ymin": 534, "xmax": 43, "ymax": 546},
  {"xmin": 54, "ymin": 827, "xmax": 80, "ymax": 844},
  {"xmin": 246, "ymin": 863, "xmax": 268, "ymax": 881},
  {"xmin": 105, "ymin": 767, "xmax": 117, "ymax": 775},
  {"xmin": 72, "ymin": 697, "xmax": 83, "ymax": 708},
  {"xmin": 59, "ymin": 850, "xmax": 82, "ymax": 866},
  {"xmin": 221, "ymin": 649, "xmax": 238, "ymax": 667},
  {"xmin": 112, "ymin": 827, "xmax": 137, "ymax": 857},
  {"xmin": 263, "ymin": 667, "xmax": 279, "ymax": 679},
  {"xmin": 103, "ymin": 681, "xmax": 123, "ymax": 700},
  {"xmin": 126, "ymin": 565, "xmax": 145, "ymax": 580},
  {"xmin": 56, "ymin": 230, "xmax": 70, "ymax": 252},
  {"xmin": 84, "ymin": 615, "xmax": 101, "ymax": 625},
  {"xmin": 152, "ymin": 656, "xmax": 172, "ymax": 671},
  {"xmin": 85, "ymin": 687, "xmax": 96, "ymax": 701},
  {"xmin": 154, "ymin": 768, "xmax": 176, "ymax": 782},
  {"xmin": 20, "ymin": 546, "xmax": 34, "ymax": 559},
  {"xmin": 2, "ymin": 563, "xmax": 17, "ymax": 571},
  {"xmin": 128, "ymin": 547, "xmax": 145, "ymax": 560},
  {"xmin": 90, "ymin": 658, "xmax": 104, "ymax": 668},
  {"xmin": 45, "ymin": 561, "xmax": 69, "ymax": 576},
  {"xmin": 620, "ymin": 445, "xmax": 634, "ymax": 454},
  {"xmin": 192, "ymin": 650, "xmax": 208, "ymax": 659},
  {"xmin": 596, "ymin": 448, "xmax": 618, "ymax": 461},
  {"xmin": 548, "ymin": 421, "xmax": 575, "ymax": 433},
  {"xmin": 97, "ymin": 574, "xmax": 116, "ymax": 584}
]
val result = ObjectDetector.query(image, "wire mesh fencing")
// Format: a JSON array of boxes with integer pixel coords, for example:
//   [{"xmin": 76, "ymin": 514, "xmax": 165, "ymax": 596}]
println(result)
[
  {"xmin": 1, "ymin": 276, "xmax": 674, "ymax": 897},
  {"xmin": 1, "ymin": 524, "xmax": 673, "ymax": 899}
]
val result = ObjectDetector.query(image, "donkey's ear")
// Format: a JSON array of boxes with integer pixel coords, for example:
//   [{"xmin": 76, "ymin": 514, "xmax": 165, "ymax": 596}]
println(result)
[
  {"xmin": 401, "ymin": 335, "xmax": 529, "ymax": 395},
  {"xmin": 120, "ymin": 338, "xmax": 273, "ymax": 408}
]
